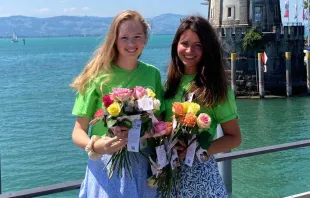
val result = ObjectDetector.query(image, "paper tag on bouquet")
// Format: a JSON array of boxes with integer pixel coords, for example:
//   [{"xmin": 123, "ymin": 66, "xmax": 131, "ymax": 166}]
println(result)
[
  {"xmin": 151, "ymin": 164, "xmax": 157, "ymax": 175},
  {"xmin": 196, "ymin": 147, "xmax": 209, "ymax": 163},
  {"xmin": 167, "ymin": 138, "xmax": 178, "ymax": 151},
  {"xmin": 156, "ymin": 145, "xmax": 167, "ymax": 168},
  {"xmin": 184, "ymin": 135, "xmax": 197, "ymax": 167},
  {"xmin": 168, "ymin": 118, "xmax": 177, "ymax": 143},
  {"xmin": 187, "ymin": 92, "xmax": 194, "ymax": 102},
  {"xmin": 127, "ymin": 119, "xmax": 141, "ymax": 152},
  {"xmin": 172, "ymin": 117, "xmax": 177, "ymax": 129},
  {"xmin": 137, "ymin": 97, "xmax": 154, "ymax": 111},
  {"xmin": 164, "ymin": 139, "xmax": 171, "ymax": 165},
  {"xmin": 170, "ymin": 149, "xmax": 180, "ymax": 170},
  {"xmin": 149, "ymin": 156, "xmax": 159, "ymax": 175}
]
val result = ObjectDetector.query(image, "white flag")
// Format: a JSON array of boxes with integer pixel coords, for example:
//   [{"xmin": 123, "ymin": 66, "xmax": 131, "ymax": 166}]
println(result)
[{"xmin": 303, "ymin": 8, "xmax": 309, "ymax": 20}]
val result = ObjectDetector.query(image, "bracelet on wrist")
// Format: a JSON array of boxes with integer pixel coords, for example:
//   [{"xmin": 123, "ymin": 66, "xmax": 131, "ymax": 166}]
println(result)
[{"xmin": 85, "ymin": 135, "xmax": 102, "ymax": 160}]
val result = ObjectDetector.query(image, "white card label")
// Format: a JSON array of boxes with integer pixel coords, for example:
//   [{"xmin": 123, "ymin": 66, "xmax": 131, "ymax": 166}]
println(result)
[
  {"xmin": 172, "ymin": 117, "xmax": 177, "ymax": 129},
  {"xmin": 151, "ymin": 165, "xmax": 157, "ymax": 175},
  {"xmin": 196, "ymin": 147, "xmax": 209, "ymax": 163},
  {"xmin": 170, "ymin": 149, "xmax": 180, "ymax": 170},
  {"xmin": 187, "ymin": 92, "xmax": 194, "ymax": 102},
  {"xmin": 167, "ymin": 138, "xmax": 178, "ymax": 151},
  {"xmin": 185, "ymin": 135, "xmax": 197, "ymax": 167},
  {"xmin": 155, "ymin": 145, "xmax": 167, "ymax": 168},
  {"xmin": 137, "ymin": 98, "xmax": 154, "ymax": 111},
  {"xmin": 127, "ymin": 119, "xmax": 141, "ymax": 152}
]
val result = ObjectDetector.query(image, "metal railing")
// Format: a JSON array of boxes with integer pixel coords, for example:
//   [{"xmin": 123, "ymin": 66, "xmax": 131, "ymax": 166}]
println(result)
[{"xmin": 0, "ymin": 138, "xmax": 309, "ymax": 198}]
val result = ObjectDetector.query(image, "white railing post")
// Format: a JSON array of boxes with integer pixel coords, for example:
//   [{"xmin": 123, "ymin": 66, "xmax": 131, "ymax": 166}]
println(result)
[{"xmin": 217, "ymin": 125, "xmax": 232, "ymax": 198}]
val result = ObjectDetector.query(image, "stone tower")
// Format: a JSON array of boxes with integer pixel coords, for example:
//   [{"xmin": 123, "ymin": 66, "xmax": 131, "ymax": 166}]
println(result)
[
  {"xmin": 206, "ymin": 0, "xmax": 306, "ymax": 95},
  {"xmin": 208, "ymin": 0, "xmax": 282, "ymax": 31},
  {"xmin": 208, "ymin": 0, "xmax": 249, "ymax": 28}
]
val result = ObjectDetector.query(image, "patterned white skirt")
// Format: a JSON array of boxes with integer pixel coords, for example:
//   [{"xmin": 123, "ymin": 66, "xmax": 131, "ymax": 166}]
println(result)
[{"xmin": 169, "ymin": 156, "xmax": 228, "ymax": 198}]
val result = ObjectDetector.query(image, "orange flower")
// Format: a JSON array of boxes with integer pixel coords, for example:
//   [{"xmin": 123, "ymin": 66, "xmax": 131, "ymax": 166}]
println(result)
[
  {"xmin": 183, "ymin": 113, "xmax": 197, "ymax": 127},
  {"xmin": 172, "ymin": 102, "xmax": 183, "ymax": 116},
  {"xmin": 165, "ymin": 122, "xmax": 173, "ymax": 136},
  {"xmin": 178, "ymin": 115, "xmax": 185, "ymax": 124}
]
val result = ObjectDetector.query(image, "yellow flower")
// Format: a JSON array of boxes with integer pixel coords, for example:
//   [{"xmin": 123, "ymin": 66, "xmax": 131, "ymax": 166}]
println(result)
[
  {"xmin": 182, "ymin": 102, "xmax": 190, "ymax": 114},
  {"xmin": 107, "ymin": 102, "xmax": 121, "ymax": 116},
  {"xmin": 146, "ymin": 88, "xmax": 156, "ymax": 99},
  {"xmin": 187, "ymin": 103, "xmax": 200, "ymax": 115}
]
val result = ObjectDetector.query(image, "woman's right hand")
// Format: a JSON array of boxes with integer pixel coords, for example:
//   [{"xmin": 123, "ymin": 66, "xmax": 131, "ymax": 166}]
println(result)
[
  {"xmin": 172, "ymin": 140, "xmax": 187, "ymax": 159},
  {"xmin": 93, "ymin": 127, "xmax": 128, "ymax": 155}
]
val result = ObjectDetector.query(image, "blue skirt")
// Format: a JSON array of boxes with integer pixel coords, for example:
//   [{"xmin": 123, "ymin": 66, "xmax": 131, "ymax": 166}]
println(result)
[
  {"xmin": 79, "ymin": 152, "xmax": 157, "ymax": 198},
  {"xmin": 170, "ymin": 156, "xmax": 228, "ymax": 198}
]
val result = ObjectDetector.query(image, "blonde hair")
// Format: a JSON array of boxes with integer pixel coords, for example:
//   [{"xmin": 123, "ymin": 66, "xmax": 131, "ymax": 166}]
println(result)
[{"xmin": 70, "ymin": 10, "xmax": 150, "ymax": 93}]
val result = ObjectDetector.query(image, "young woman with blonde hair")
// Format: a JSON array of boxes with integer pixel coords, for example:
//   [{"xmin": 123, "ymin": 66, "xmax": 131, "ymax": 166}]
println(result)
[{"xmin": 70, "ymin": 10, "xmax": 163, "ymax": 198}]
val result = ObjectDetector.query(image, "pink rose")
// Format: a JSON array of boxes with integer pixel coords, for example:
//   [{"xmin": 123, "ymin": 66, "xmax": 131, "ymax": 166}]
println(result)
[
  {"xmin": 94, "ymin": 109, "xmax": 104, "ymax": 118},
  {"xmin": 133, "ymin": 86, "xmax": 147, "ymax": 99},
  {"xmin": 89, "ymin": 109, "xmax": 105, "ymax": 125},
  {"xmin": 153, "ymin": 121, "xmax": 167, "ymax": 137},
  {"xmin": 111, "ymin": 88, "xmax": 133, "ymax": 101},
  {"xmin": 197, "ymin": 113, "xmax": 211, "ymax": 129}
]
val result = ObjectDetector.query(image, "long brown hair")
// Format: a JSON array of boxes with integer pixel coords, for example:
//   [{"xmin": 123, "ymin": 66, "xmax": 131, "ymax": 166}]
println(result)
[
  {"xmin": 70, "ymin": 10, "xmax": 150, "ymax": 93},
  {"xmin": 164, "ymin": 15, "xmax": 228, "ymax": 107}
]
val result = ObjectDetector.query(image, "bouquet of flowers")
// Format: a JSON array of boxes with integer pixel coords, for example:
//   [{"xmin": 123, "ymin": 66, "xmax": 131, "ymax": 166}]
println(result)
[
  {"xmin": 147, "ymin": 101, "xmax": 212, "ymax": 197},
  {"xmin": 89, "ymin": 86, "xmax": 164, "ymax": 178}
]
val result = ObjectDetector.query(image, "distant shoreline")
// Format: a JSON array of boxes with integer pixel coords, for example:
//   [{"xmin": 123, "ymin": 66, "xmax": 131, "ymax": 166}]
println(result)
[{"xmin": 0, "ymin": 33, "xmax": 175, "ymax": 39}]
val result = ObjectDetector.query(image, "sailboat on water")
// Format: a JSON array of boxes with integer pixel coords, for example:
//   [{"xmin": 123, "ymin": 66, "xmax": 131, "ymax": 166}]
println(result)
[{"xmin": 12, "ymin": 30, "xmax": 18, "ymax": 43}]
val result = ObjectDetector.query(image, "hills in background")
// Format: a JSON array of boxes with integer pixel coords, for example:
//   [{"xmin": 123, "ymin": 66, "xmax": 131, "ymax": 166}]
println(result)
[{"xmin": 0, "ymin": 13, "xmax": 185, "ymax": 38}]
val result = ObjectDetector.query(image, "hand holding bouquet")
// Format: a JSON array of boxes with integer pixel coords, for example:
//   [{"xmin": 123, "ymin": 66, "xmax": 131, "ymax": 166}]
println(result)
[
  {"xmin": 89, "ymin": 86, "xmax": 164, "ymax": 178},
  {"xmin": 148, "ymin": 101, "xmax": 212, "ymax": 197}
]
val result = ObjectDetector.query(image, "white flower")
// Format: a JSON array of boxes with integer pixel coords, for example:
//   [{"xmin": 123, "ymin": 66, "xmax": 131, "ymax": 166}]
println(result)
[{"xmin": 153, "ymin": 99, "xmax": 161, "ymax": 111}]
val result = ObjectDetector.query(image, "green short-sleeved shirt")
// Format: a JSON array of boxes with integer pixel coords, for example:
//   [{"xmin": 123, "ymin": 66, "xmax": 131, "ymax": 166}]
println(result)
[
  {"xmin": 164, "ymin": 75, "xmax": 238, "ymax": 143},
  {"xmin": 72, "ymin": 61, "xmax": 165, "ymax": 137}
]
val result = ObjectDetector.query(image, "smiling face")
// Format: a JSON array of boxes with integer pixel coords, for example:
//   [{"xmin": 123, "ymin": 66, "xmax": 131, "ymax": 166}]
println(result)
[
  {"xmin": 177, "ymin": 29, "xmax": 202, "ymax": 75},
  {"xmin": 116, "ymin": 19, "xmax": 146, "ymax": 60}
]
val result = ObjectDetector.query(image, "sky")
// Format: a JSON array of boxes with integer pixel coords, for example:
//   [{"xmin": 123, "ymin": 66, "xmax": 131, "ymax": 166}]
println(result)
[
  {"xmin": 0, "ymin": 0, "xmax": 307, "ymax": 23},
  {"xmin": 0, "ymin": 0, "xmax": 209, "ymax": 18}
]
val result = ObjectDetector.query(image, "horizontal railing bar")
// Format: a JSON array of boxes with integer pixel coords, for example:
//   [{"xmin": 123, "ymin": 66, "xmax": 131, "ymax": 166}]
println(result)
[
  {"xmin": 215, "ymin": 139, "xmax": 310, "ymax": 162},
  {"xmin": 1, "ymin": 139, "xmax": 310, "ymax": 197},
  {"xmin": 283, "ymin": 191, "xmax": 310, "ymax": 198},
  {"xmin": 0, "ymin": 180, "xmax": 82, "ymax": 198}
]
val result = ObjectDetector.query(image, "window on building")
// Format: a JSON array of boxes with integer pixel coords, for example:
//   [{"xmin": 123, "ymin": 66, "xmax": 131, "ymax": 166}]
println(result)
[
  {"xmin": 228, "ymin": 7, "xmax": 232, "ymax": 18},
  {"xmin": 274, "ymin": 6, "xmax": 278, "ymax": 18},
  {"xmin": 255, "ymin": 7, "xmax": 262, "ymax": 22}
]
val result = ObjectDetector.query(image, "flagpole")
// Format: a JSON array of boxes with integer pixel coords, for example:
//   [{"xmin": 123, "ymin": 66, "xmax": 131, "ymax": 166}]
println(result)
[
  {"xmin": 297, "ymin": 0, "xmax": 298, "ymax": 23},
  {"xmin": 308, "ymin": 0, "xmax": 310, "ymax": 47},
  {"xmin": 288, "ymin": 0, "xmax": 290, "ymax": 25}
]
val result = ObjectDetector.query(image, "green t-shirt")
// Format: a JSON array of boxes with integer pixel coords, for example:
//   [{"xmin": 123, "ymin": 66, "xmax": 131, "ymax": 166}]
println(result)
[
  {"xmin": 72, "ymin": 61, "xmax": 165, "ymax": 137},
  {"xmin": 164, "ymin": 75, "xmax": 238, "ymax": 144}
]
